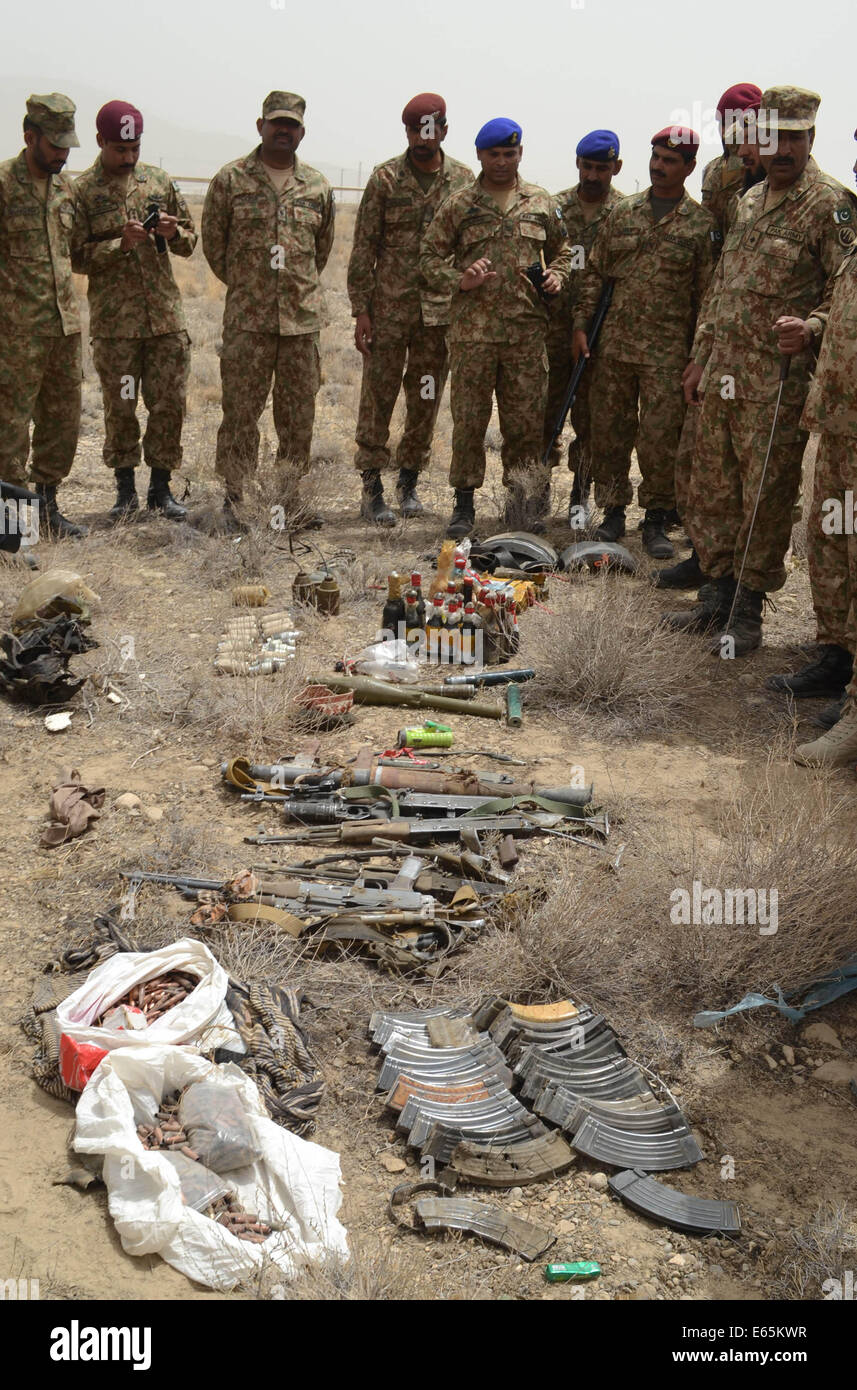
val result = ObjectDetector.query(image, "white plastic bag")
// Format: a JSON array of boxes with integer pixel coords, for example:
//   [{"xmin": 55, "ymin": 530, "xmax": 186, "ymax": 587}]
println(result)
[
  {"xmin": 353, "ymin": 638, "xmax": 421, "ymax": 682},
  {"xmin": 56, "ymin": 938, "xmax": 244, "ymax": 1089},
  {"xmin": 74, "ymin": 1045, "xmax": 349, "ymax": 1291}
]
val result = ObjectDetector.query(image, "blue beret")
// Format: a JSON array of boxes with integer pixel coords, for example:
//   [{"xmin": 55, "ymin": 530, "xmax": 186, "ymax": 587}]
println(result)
[
  {"xmin": 475, "ymin": 117, "xmax": 522, "ymax": 150},
  {"xmin": 576, "ymin": 129, "xmax": 620, "ymax": 161}
]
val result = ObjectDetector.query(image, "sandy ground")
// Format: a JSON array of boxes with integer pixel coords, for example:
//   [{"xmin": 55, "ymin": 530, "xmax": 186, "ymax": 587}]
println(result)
[{"xmin": 1, "ymin": 202, "xmax": 856, "ymax": 1303}]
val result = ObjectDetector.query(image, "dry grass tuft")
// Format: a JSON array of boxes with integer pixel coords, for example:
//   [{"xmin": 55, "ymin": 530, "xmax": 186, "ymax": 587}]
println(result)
[
  {"xmin": 448, "ymin": 762, "xmax": 857, "ymax": 1023},
  {"xmin": 524, "ymin": 574, "xmax": 709, "ymax": 735},
  {"xmin": 768, "ymin": 1203, "xmax": 857, "ymax": 1300}
]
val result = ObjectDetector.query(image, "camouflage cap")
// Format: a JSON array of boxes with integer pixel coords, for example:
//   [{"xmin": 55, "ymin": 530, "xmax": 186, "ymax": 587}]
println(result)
[
  {"xmin": 758, "ymin": 86, "xmax": 821, "ymax": 133},
  {"xmin": 26, "ymin": 92, "xmax": 79, "ymax": 148},
  {"xmin": 262, "ymin": 91, "xmax": 306, "ymax": 123}
]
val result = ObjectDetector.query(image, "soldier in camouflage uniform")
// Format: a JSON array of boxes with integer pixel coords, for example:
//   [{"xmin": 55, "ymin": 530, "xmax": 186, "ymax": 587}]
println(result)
[
  {"xmin": 660, "ymin": 91, "xmax": 766, "ymax": 589},
  {"xmin": 420, "ymin": 118, "xmax": 572, "ymax": 538},
  {"xmin": 573, "ymin": 127, "xmax": 717, "ymax": 559},
  {"xmin": 700, "ymin": 85, "xmax": 762, "ymax": 244},
  {"xmin": 203, "ymin": 92, "xmax": 334, "ymax": 531},
  {"xmin": 0, "ymin": 94, "xmax": 84, "ymax": 538},
  {"xmin": 671, "ymin": 88, "xmax": 857, "ymax": 658},
  {"xmin": 71, "ymin": 100, "xmax": 196, "ymax": 522},
  {"xmin": 347, "ymin": 92, "xmax": 471, "ymax": 526},
  {"xmin": 542, "ymin": 130, "xmax": 624, "ymax": 526},
  {"xmin": 765, "ymin": 149, "xmax": 857, "ymax": 764}
]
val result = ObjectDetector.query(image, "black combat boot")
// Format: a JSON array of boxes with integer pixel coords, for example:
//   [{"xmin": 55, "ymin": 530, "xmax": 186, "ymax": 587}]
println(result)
[
  {"xmin": 360, "ymin": 470, "xmax": 395, "ymax": 526},
  {"xmin": 709, "ymin": 583, "xmax": 764, "ymax": 657},
  {"xmin": 397, "ymin": 468, "xmax": 424, "ymax": 518},
  {"xmin": 814, "ymin": 693, "xmax": 848, "ymax": 729},
  {"xmin": 662, "ymin": 574, "xmax": 736, "ymax": 634},
  {"xmin": 35, "ymin": 483, "xmax": 87, "ymax": 539},
  {"xmin": 641, "ymin": 509, "xmax": 675, "ymax": 560},
  {"xmin": 654, "ymin": 548, "xmax": 706, "ymax": 589},
  {"xmin": 594, "ymin": 505, "xmax": 626, "ymax": 542},
  {"xmin": 446, "ymin": 488, "xmax": 475, "ymax": 539},
  {"xmin": 147, "ymin": 468, "xmax": 187, "ymax": 519},
  {"xmin": 767, "ymin": 643, "xmax": 853, "ymax": 698},
  {"xmin": 110, "ymin": 468, "xmax": 139, "ymax": 521},
  {"xmin": 664, "ymin": 507, "xmax": 682, "ymax": 530}
]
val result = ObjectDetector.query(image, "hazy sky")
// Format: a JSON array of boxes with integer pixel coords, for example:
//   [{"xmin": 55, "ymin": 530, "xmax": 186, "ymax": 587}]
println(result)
[{"xmin": 5, "ymin": 0, "xmax": 856, "ymax": 197}]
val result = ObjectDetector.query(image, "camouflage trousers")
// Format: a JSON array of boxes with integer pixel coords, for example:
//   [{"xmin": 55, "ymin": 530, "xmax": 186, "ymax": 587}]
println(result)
[
  {"xmin": 807, "ymin": 432, "xmax": 857, "ymax": 662},
  {"xmin": 0, "ymin": 332, "xmax": 81, "ymax": 487},
  {"xmin": 448, "ymin": 337, "xmax": 548, "ymax": 491},
  {"xmin": 216, "ymin": 327, "xmax": 320, "ymax": 498},
  {"xmin": 92, "ymin": 332, "xmax": 190, "ymax": 473},
  {"xmin": 686, "ymin": 392, "xmax": 807, "ymax": 594},
  {"xmin": 673, "ymin": 402, "xmax": 700, "ymax": 521},
  {"xmin": 588, "ymin": 356, "xmax": 685, "ymax": 511},
  {"xmin": 354, "ymin": 320, "xmax": 448, "ymax": 474},
  {"xmin": 543, "ymin": 331, "xmax": 593, "ymax": 476}
]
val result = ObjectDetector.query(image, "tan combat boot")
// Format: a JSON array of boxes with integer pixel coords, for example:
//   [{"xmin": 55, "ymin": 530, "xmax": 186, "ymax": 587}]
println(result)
[{"xmin": 794, "ymin": 699, "xmax": 857, "ymax": 767}]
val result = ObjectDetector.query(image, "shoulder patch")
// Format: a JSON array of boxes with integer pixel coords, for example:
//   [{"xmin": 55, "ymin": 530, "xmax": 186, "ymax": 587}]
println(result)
[
  {"xmin": 555, "ymin": 206, "xmax": 563, "ymax": 219},
  {"xmin": 172, "ymin": 180, "xmax": 181, "ymax": 191},
  {"xmin": 840, "ymin": 226, "xmax": 856, "ymax": 247},
  {"xmin": 834, "ymin": 206, "xmax": 852, "ymax": 224},
  {"xmin": 711, "ymin": 228, "xmax": 722, "ymax": 242}
]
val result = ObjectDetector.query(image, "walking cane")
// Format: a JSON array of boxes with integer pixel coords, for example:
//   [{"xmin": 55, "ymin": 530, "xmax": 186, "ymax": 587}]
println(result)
[{"xmin": 722, "ymin": 354, "xmax": 792, "ymax": 637}]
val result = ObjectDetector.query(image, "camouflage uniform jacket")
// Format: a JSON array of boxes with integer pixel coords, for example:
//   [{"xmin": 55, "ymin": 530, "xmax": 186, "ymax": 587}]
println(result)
[
  {"xmin": 548, "ymin": 182, "xmax": 626, "ymax": 332},
  {"xmin": 347, "ymin": 150, "xmax": 473, "ymax": 330},
  {"xmin": 573, "ymin": 188, "xmax": 718, "ymax": 368},
  {"xmin": 701, "ymin": 154, "xmax": 745, "ymax": 241},
  {"xmin": 802, "ymin": 244, "xmax": 857, "ymax": 437},
  {"xmin": 202, "ymin": 148, "xmax": 334, "ymax": 336},
  {"xmin": 0, "ymin": 150, "xmax": 79, "ymax": 336},
  {"xmin": 692, "ymin": 166, "xmax": 857, "ymax": 405},
  {"xmin": 419, "ymin": 175, "xmax": 573, "ymax": 344},
  {"xmin": 70, "ymin": 161, "xmax": 196, "ymax": 338}
]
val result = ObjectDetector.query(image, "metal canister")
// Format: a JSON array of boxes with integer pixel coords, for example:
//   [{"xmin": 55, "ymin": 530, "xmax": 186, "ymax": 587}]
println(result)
[{"xmin": 315, "ymin": 575, "xmax": 340, "ymax": 615}]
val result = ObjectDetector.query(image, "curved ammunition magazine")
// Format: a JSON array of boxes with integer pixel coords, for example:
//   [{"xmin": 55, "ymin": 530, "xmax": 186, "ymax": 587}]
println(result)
[
  {"xmin": 399, "ymin": 1092, "xmax": 541, "ymax": 1149},
  {"xmin": 547, "ymin": 1097, "xmax": 688, "ymax": 1136},
  {"xmin": 608, "ymin": 1168, "xmax": 741, "ymax": 1234},
  {"xmin": 421, "ymin": 1115, "xmax": 548, "ymax": 1165},
  {"xmin": 516, "ymin": 1049, "xmax": 654, "ymax": 1103},
  {"xmin": 411, "ymin": 1197, "xmax": 555, "ymax": 1262},
  {"xmin": 570, "ymin": 1116, "xmax": 703, "ymax": 1172},
  {"xmin": 446, "ymin": 1131, "xmax": 576, "ymax": 1187},
  {"xmin": 384, "ymin": 1075, "xmax": 506, "ymax": 1112}
]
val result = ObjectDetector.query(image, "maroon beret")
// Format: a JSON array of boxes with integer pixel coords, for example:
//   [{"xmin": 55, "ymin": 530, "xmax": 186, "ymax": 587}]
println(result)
[
  {"xmin": 716, "ymin": 83, "xmax": 762, "ymax": 119},
  {"xmin": 402, "ymin": 92, "xmax": 446, "ymax": 127},
  {"xmin": 96, "ymin": 100, "xmax": 143, "ymax": 142},
  {"xmin": 651, "ymin": 126, "xmax": 700, "ymax": 156}
]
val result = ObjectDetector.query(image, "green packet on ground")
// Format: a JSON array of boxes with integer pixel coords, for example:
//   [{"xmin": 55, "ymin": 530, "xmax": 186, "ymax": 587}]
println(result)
[{"xmin": 544, "ymin": 1260, "xmax": 602, "ymax": 1283}]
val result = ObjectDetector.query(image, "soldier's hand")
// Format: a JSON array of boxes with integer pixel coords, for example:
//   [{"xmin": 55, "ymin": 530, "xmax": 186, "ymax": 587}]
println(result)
[
  {"xmin": 156, "ymin": 213, "xmax": 179, "ymax": 241},
  {"xmin": 354, "ymin": 313, "xmax": 373, "ymax": 356},
  {"xmin": 572, "ymin": 330, "xmax": 589, "ymax": 363},
  {"xmin": 460, "ymin": 258, "xmax": 497, "ymax": 291},
  {"xmin": 774, "ymin": 315, "xmax": 813, "ymax": 354},
  {"xmin": 682, "ymin": 361, "xmax": 704, "ymax": 404},
  {"xmin": 120, "ymin": 220, "xmax": 149, "ymax": 251},
  {"xmin": 542, "ymin": 270, "xmax": 561, "ymax": 295}
]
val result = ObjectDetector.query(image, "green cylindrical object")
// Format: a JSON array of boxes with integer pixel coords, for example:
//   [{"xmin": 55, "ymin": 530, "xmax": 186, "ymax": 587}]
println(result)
[
  {"xmin": 505, "ymin": 683, "xmax": 523, "ymax": 728},
  {"xmin": 311, "ymin": 675, "xmax": 504, "ymax": 720},
  {"xmin": 398, "ymin": 726, "xmax": 455, "ymax": 749},
  {"xmin": 544, "ymin": 1261, "xmax": 601, "ymax": 1283}
]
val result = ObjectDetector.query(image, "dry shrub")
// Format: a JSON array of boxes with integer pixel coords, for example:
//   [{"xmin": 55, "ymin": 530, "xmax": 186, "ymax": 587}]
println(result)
[
  {"xmin": 448, "ymin": 850, "xmax": 639, "ymax": 1017},
  {"xmin": 633, "ymin": 760, "xmax": 857, "ymax": 1011},
  {"xmin": 768, "ymin": 1203, "xmax": 857, "ymax": 1300},
  {"xmin": 524, "ymin": 572, "xmax": 710, "ymax": 733},
  {"xmin": 251, "ymin": 1231, "xmax": 481, "ymax": 1301},
  {"xmin": 449, "ymin": 761, "xmax": 857, "ymax": 1024}
]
